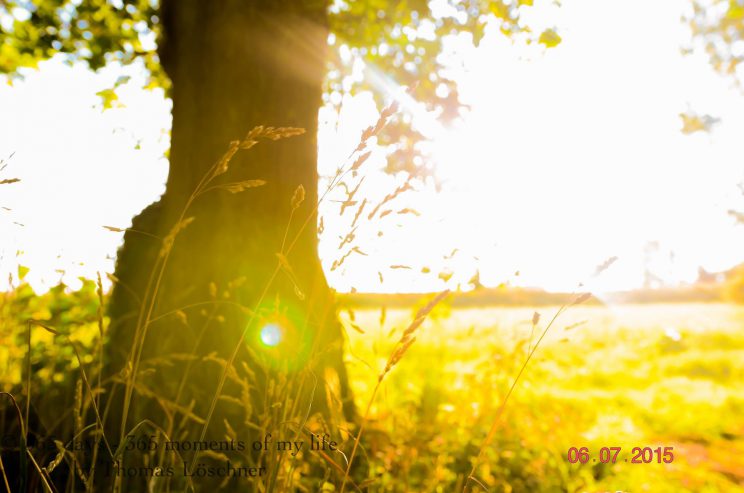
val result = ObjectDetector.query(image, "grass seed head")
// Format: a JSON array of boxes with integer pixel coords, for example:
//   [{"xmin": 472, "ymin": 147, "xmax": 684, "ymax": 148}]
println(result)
[{"xmin": 291, "ymin": 184, "xmax": 306, "ymax": 211}]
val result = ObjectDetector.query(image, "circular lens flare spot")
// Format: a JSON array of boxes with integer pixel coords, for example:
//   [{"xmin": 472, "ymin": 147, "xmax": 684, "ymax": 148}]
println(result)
[{"xmin": 260, "ymin": 323, "xmax": 282, "ymax": 347}]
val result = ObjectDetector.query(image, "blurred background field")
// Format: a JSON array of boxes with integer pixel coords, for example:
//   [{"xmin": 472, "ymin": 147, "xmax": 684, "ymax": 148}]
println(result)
[
  {"xmin": 3, "ymin": 0, "xmax": 744, "ymax": 490},
  {"xmin": 339, "ymin": 301, "xmax": 744, "ymax": 492},
  {"xmin": 2, "ymin": 273, "xmax": 744, "ymax": 491}
]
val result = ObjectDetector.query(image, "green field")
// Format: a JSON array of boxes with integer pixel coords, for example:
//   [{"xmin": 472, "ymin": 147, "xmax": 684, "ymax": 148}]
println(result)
[
  {"xmin": 3, "ymin": 283, "xmax": 744, "ymax": 491},
  {"xmin": 340, "ymin": 303, "xmax": 744, "ymax": 492}
]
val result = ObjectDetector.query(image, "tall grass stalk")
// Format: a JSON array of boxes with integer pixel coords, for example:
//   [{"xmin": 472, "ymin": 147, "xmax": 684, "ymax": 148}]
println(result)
[
  {"xmin": 117, "ymin": 126, "xmax": 303, "ymax": 466},
  {"xmin": 463, "ymin": 292, "xmax": 591, "ymax": 492},
  {"xmin": 340, "ymin": 290, "xmax": 449, "ymax": 493},
  {"xmin": 187, "ymin": 105, "xmax": 399, "ymax": 483},
  {"xmin": 0, "ymin": 392, "xmax": 26, "ymax": 492}
]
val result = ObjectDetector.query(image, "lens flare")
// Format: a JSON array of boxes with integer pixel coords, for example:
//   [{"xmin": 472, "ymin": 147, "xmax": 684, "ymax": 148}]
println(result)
[{"xmin": 260, "ymin": 323, "xmax": 282, "ymax": 347}]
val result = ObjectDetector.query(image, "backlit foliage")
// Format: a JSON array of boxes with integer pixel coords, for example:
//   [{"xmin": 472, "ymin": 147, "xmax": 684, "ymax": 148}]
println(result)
[
  {"xmin": 687, "ymin": 0, "xmax": 744, "ymax": 85},
  {"xmin": 0, "ymin": 0, "xmax": 561, "ymax": 177}
]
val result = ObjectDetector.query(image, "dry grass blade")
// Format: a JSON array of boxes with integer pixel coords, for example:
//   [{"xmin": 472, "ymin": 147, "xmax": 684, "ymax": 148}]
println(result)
[
  {"xmin": 528, "ymin": 311, "xmax": 541, "ymax": 354},
  {"xmin": 0, "ymin": 392, "xmax": 27, "ymax": 491},
  {"xmin": 25, "ymin": 451, "xmax": 57, "ymax": 493},
  {"xmin": 564, "ymin": 320, "xmax": 587, "ymax": 331},
  {"xmin": 467, "ymin": 475, "xmax": 489, "ymax": 492},
  {"xmin": 353, "ymin": 101, "xmax": 399, "ymax": 155},
  {"xmin": 367, "ymin": 180, "xmax": 413, "ymax": 221},
  {"xmin": 337, "ymin": 226, "xmax": 358, "ymax": 250},
  {"xmin": 351, "ymin": 198, "xmax": 367, "ymax": 228},
  {"xmin": 291, "ymin": 184, "xmax": 305, "ymax": 210},
  {"xmin": 463, "ymin": 291, "xmax": 592, "ymax": 492},
  {"xmin": 593, "ymin": 256, "xmax": 618, "ymax": 276},
  {"xmin": 45, "ymin": 441, "xmax": 67, "ymax": 474},
  {"xmin": 330, "ymin": 249, "xmax": 355, "ymax": 272},
  {"xmin": 211, "ymin": 127, "xmax": 305, "ymax": 179},
  {"xmin": 102, "ymin": 225, "xmax": 126, "ymax": 232},
  {"xmin": 0, "ymin": 178, "xmax": 20, "ymax": 185},
  {"xmin": 413, "ymin": 289, "xmax": 450, "ymax": 321},
  {"xmin": 159, "ymin": 216, "xmax": 195, "ymax": 258},
  {"xmin": 191, "ymin": 109, "xmax": 400, "ymax": 482},
  {"xmin": 275, "ymin": 253, "xmax": 305, "ymax": 300},
  {"xmin": 101, "ymin": 225, "xmax": 161, "ymax": 241},
  {"xmin": 247, "ymin": 126, "xmax": 305, "ymax": 141},
  {"xmin": 340, "ymin": 290, "xmax": 450, "ymax": 493},
  {"xmin": 212, "ymin": 140, "xmax": 241, "ymax": 177},
  {"xmin": 0, "ymin": 455, "xmax": 10, "ymax": 493},
  {"xmin": 215, "ymin": 180, "xmax": 267, "ymax": 193},
  {"xmin": 280, "ymin": 183, "xmax": 306, "ymax": 253},
  {"xmin": 351, "ymin": 246, "xmax": 367, "ymax": 256},
  {"xmin": 115, "ymin": 131, "xmax": 308, "ymax": 482},
  {"xmin": 350, "ymin": 151, "xmax": 371, "ymax": 172}
]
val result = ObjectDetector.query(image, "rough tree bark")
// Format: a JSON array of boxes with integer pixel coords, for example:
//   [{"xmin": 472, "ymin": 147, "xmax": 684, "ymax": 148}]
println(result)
[{"xmin": 103, "ymin": 0, "xmax": 353, "ymax": 478}]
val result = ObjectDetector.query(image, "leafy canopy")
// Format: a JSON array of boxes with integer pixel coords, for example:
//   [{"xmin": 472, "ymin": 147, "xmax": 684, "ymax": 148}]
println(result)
[
  {"xmin": 687, "ymin": 0, "xmax": 744, "ymax": 84},
  {"xmin": 1, "ymin": 0, "xmax": 561, "ymax": 174}
]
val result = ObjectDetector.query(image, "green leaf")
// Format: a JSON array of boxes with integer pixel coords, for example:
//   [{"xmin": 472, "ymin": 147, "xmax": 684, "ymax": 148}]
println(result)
[
  {"xmin": 489, "ymin": 2, "xmax": 510, "ymax": 20},
  {"xmin": 539, "ymin": 29, "xmax": 562, "ymax": 48},
  {"xmin": 727, "ymin": 2, "xmax": 744, "ymax": 20},
  {"xmin": 95, "ymin": 88, "xmax": 121, "ymax": 110}
]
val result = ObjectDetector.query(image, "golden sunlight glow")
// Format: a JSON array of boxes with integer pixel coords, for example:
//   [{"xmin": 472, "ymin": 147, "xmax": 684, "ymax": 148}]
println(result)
[{"xmin": 2, "ymin": 0, "xmax": 744, "ymax": 294}]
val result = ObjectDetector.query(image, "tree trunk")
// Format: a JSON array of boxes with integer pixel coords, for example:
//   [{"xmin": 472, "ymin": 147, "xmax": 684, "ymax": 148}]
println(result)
[{"xmin": 103, "ymin": 0, "xmax": 352, "ymax": 487}]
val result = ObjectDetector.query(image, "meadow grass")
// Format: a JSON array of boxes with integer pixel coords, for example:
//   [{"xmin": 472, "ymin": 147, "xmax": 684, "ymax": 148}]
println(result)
[
  {"xmin": 340, "ymin": 302, "xmax": 744, "ymax": 492},
  {"xmin": 3, "ymin": 122, "xmax": 743, "ymax": 491},
  {"xmin": 2, "ymin": 269, "xmax": 743, "ymax": 491}
]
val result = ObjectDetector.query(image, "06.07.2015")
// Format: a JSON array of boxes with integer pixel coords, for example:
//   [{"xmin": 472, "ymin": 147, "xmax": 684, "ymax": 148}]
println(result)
[{"xmin": 567, "ymin": 446, "xmax": 674, "ymax": 464}]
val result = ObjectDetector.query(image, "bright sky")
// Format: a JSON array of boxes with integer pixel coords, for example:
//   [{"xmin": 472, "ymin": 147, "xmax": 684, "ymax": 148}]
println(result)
[{"xmin": 2, "ymin": 0, "xmax": 744, "ymax": 294}]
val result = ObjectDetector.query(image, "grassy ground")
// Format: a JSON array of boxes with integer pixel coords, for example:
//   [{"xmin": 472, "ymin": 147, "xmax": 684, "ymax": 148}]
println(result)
[
  {"xmin": 3, "ymin": 278, "xmax": 743, "ymax": 491},
  {"xmin": 340, "ymin": 302, "xmax": 744, "ymax": 492}
]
